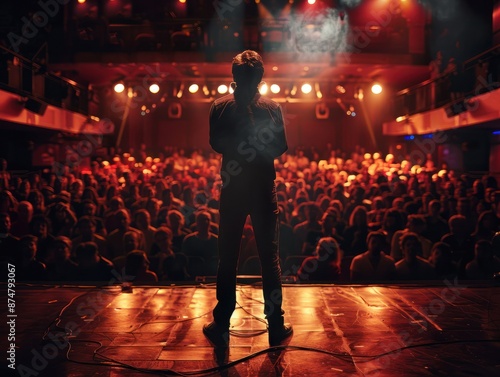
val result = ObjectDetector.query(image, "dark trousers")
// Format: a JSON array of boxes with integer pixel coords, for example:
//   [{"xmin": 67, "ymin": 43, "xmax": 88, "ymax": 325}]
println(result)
[{"xmin": 213, "ymin": 179, "xmax": 284, "ymax": 328}]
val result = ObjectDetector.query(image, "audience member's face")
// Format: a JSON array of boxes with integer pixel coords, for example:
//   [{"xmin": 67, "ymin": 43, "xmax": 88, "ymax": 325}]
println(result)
[
  {"xmin": 21, "ymin": 239, "xmax": 37, "ymax": 260},
  {"xmin": 18, "ymin": 203, "xmax": 33, "ymax": 219},
  {"xmin": 322, "ymin": 215, "xmax": 334, "ymax": 230},
  {"xmin": 20, "ymin": 180, "xmax": 30, "ymax": 193},
  {"xmin": 154, "ymin": 232, "xmax": 170, "ymax": 252},
  {"xmin": 33, "ymin": 221, "xmax": 47, "ymax": 237},
  {"xmin": 0, "ymin": 215, "xmax": 11, "ymax": 234},
  {"xmin": 54, "ymin": 205, "xmax": 67, "ymax": 221},
  {"xmin": 475, "ymin": 244, "xmax": 491, "ymax": 261},
  {"xmin": 117, "ymin": 211, "xmax": 130, "ymax": 230},
  {"xmin": 79, "ymin": 222, "xmax": 95, "ymax": 238},
  {"xmin": 31, "ymin": 193, "xmax": 43, "ymax": 207},
  {"xmin": 83, "ymin": 203, "xmax": 96, "ymax": 216},
  {"xmin": 197, "ymin": 213, "xmax": 211, "ymax": 232},
  {"xmin": 168, "ymin": 214, "xmax": 181, "ymax": 230},
  {"xmin": 354, "ymin": 211, "xmax": 365, "ymax": 226},
  {"xmin": 54, "ymin": 242, "xmax": 70, "ymax": 262},
  {"xmin": 124, "ymin": 233, "xmax": 138, "ymax": 252},
  {"xmin": 368, "ymin": 236, "xmax": 384, "ymax": 254},
  {"xmin": 481, "ymin": 215, "xmax": 495, "ymax": 231},
  {"xmin": 403, "ymin": 238, "xmax": 420, "ymax": 261},
  {"xmin": 136, "ymin": 212, "xmax": 150, "ymax": 229},
  {"xmin": 385, "ymin": 215, "xmax": 396, "ymax": 229},
  {"xmin": 429, "ymin": 202, "xmax": 440, "ymax": 216}
]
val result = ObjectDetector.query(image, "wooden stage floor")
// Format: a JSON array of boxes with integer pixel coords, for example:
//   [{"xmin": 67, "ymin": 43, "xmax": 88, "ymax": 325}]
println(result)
[{"xmin": 2, "ymin": 280, "xmax": 500, "ymax": 376}]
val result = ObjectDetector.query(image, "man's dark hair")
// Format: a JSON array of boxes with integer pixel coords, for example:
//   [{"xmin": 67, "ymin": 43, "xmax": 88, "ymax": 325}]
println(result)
[{"xmin": 232, "ymin": 50, "xmax": 264, "ymax": 88}]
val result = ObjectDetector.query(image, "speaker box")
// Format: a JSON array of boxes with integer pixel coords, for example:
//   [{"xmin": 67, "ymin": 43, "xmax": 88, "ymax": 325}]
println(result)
[
  {"xmin": 24, "ymin": 98, "xmax": 47, "ymax": 115},
  {"xmin": 315, "ymin": 103, "xmax": 330, "ymax": 119},
  {"xmin": 168, "ymin": 102, "xmax": 182, "ymax": 119}
]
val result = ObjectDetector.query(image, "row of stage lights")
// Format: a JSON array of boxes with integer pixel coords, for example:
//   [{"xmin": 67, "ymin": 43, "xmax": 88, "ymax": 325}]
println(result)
[
  {"xmin": 113, "ymin": 82, "xmax": 383, "ymax": 98},
  {"xmin": 77, "ymin": 0, "xmax": 323, "ymax": 5}
]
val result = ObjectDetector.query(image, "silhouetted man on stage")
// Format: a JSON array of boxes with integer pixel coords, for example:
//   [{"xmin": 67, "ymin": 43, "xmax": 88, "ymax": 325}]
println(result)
[{"xmin": 203, "ymin": 50, "xmax": 292, "ymax": 347}]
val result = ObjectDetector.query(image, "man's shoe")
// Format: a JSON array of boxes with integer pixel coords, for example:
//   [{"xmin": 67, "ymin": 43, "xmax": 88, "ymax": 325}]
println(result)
[
  {"xmin": 268, "ymin": 323, "xmax": 293, "ymax": 347},
  {"xmin": 203, "ymin": 321, "xmax": 230, "ymax": 347}
]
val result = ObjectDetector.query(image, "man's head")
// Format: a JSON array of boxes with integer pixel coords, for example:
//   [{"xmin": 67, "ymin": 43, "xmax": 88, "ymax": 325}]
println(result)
[
  {"xmin": 0, "ymin": 213, "xmax": 11, "ymax": 234},
  {"xmin": 232, "ymin": 50, "xmax": 264, "ymax": 91},
  {"xmin": 75, "ymin": 242, "xmax": 100, "ymax": 267},
  {"xmin": 400, "ymin": 232, "xmax": 422, "ymax": 262},
  {"xmin": 196, "ymin": 211, "xmax": 211, "ymax": 233},
  {"xmin": 20, "ymin": 235, "xmax": 37, "ymax": 260},
  {"xmin": 116, "ymin": 209, "xmax": 130, "ymax": 230},
  {"xmin": 78, "ymin": 216, "xmax": 96, "ymax": 238},
  {"xmin": 315, "ymin": 237, "xmax": 340, "ymax": 263},
  {"xmin": 122, "ymin": 230, "xmax": 138, "ymax": 252},
  {"xmin": 367, "ymin": 231, "xmax": 386, "ymax": 255}
]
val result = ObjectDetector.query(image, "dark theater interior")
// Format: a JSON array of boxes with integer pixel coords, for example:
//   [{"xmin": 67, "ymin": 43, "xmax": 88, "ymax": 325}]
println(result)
[{"xmin": 1, "ymin": 0, "xmax": 500, "ymax": 376}]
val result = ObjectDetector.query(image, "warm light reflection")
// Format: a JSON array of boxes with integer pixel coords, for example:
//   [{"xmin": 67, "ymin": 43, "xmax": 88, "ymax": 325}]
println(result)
[
  {"xmin": 336, "ymin": 85, "xmax": 346, "ymax": 94},
  {"xmin": 301, "ymin": 83, "xmax": 312, "ymax": 94},
  {"xmin": 114, "ymin": 83, "xmax": 125, "ymax": 93},
  {"xmin": 149, "ymin": 84, "xmax": 160, "ymax": 94},
  {"xmin": 218, "ymin": 84, "xmax": 228, "ymax": 94},
  {"xmin": 188, "ymin": 84, "xmax": 199, "ymax": 93},
  {"xmin": 270, "ymin": 84, "xmax": 280, "ymax": 94},
  {"xmin": 259, "ymin": 83, "xmax": 268, "ymax": 94},
  {"xmin": 371, "ymin": 83, "xmax": 383, "ymax": 94}
]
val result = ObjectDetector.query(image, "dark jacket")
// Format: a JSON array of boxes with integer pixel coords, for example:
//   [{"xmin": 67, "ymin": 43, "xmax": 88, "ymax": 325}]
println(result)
[{"xmin": 209, "ymin": 92, "xmax": 288, "ymax": 184}]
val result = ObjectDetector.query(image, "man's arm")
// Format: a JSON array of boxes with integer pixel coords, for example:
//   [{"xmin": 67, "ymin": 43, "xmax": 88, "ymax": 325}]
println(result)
[
  {"xmin": 209, "ymin": 102, "xmax": 225, "ymax": 154},
  {"xmin": 271, "ymin": 105, "xmax": 288, "ymax": 158}
]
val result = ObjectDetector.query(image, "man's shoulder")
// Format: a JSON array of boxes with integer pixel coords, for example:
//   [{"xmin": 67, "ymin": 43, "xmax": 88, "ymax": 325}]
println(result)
[
  {"xmin": 212, "ymin": 94, "xmax": 234, "ymax": 107},
  {"xmin": 352, "ymin": 252, "xmax": 369, "ymax": 262}
]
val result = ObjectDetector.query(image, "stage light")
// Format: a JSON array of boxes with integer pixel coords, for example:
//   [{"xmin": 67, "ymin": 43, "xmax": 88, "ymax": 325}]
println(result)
[
  {"xmin": 218, "ymin": 84, "xmax": 228, "ymax": 94},
  {"xmin": 189, "ymin": 84, "xmax": 199, "ymax": 93},
  {"xmin": 114, "ymin": 83, "xmax": 125, "ymax": 93},
  {"xmin": 371, "ymin": 83, "xmax": 383, "ymax": 94},
  {"xmin": 77, "ymin": 0, "xmax": 86, "ymax": 4},
  {"xmin": 301, "ymin": 83, "xmax": 312, "ymax": 94},
  {"xmin": 307, "ymin": 0, "xmax": 316, "ymax": 4},
  {"xmin": 336, "ymin": 85, "xmax": 346, "ymax": 94},
  {"xmin": 354, "ymin": 88, "xmax": 365, "ymax": 101},
  {"xmin": 202, "ymin": 85, "xmax": 210, "ymax": 96},
  {"xmin": 259, "ymin": 83, "xmax": 269, "ymax": 95},
  {"xmin": 315, "ymin": 83, "xmax": 322, "ymax": 99},
  {"xmin": 270, "ymin": 84, "xmax": 280, "ymax": 94},
  {"xmin": 149, "ymin": 84, "xmax": 160, "ymax": 94}
]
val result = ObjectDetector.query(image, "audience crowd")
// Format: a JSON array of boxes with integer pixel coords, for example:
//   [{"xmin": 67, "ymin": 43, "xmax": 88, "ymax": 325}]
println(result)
[{"xmin": 1, "ymin": 144, "xmax": 500, "ymax": 285}]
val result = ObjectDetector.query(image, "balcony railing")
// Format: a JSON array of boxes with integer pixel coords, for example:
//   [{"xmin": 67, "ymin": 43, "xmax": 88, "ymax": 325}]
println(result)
[
  {"xmin": 393, "ymin": 44, "xmax": 500, "ymax": 118},
  {"xmin": 0, "ymin": 45, "xmax": 90, "ymax": 116}
]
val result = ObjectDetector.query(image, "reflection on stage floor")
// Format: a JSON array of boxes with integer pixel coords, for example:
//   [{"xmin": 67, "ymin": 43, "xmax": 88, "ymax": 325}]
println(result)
[{"xmin": 3, "ymin": 281, "xmax": 500, "ymax": 376}]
